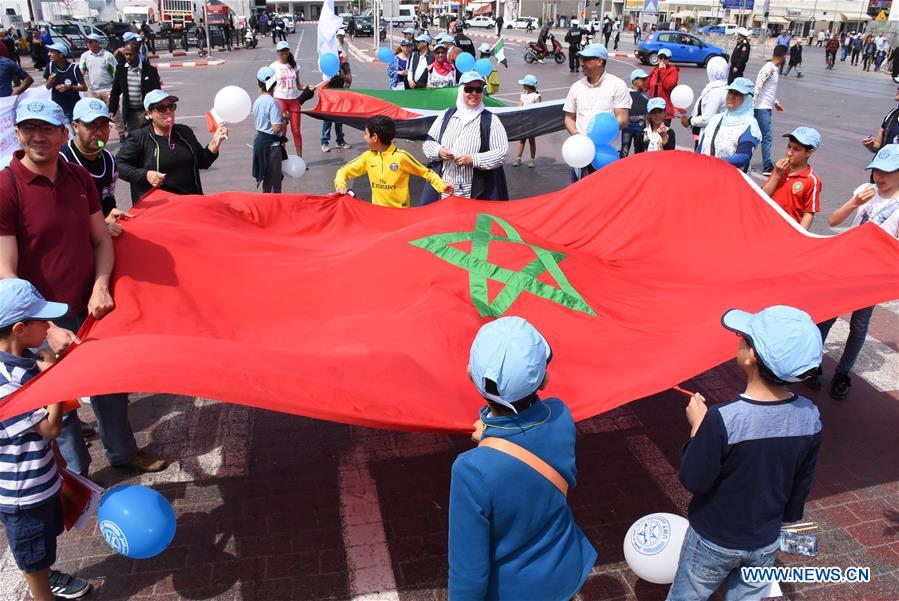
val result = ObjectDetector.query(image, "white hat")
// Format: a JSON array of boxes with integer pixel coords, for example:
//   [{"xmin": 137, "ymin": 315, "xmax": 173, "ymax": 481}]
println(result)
[{"xmin": 736, "ymin": 27, "xmax": 750, "ymax": 37}]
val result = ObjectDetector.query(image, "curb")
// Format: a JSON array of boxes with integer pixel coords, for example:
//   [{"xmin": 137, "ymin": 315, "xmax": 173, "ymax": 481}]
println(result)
[{"xmin": 156, "ymin": 59, "xmax": 224, "ymax": 68}]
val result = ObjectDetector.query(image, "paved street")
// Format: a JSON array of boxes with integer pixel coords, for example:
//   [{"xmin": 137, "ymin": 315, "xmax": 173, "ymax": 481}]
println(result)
[{"xmin": 0, "ymin": 23, "xmax": 896, "ymax": 601}]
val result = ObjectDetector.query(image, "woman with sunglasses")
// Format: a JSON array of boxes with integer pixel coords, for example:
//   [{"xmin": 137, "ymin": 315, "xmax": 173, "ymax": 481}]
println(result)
[
  {"xmin": 422, "ymin": 71, "xmax": 509, "ymax": 202},
  {"xmin": 117, "ymin": 90, "xmax": 229, "ymax": 203}
]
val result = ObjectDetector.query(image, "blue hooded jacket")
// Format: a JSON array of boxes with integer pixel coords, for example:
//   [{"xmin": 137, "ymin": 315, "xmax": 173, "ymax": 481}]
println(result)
[{"xmin": 448, "ymin": 398, "xmax": 597, "ymax": 600}]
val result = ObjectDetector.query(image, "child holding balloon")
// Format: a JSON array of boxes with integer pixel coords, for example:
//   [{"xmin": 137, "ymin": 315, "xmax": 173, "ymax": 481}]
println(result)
[{"xmin": 0, "ymin": 279, "xmax": 92, "ymax": 600}]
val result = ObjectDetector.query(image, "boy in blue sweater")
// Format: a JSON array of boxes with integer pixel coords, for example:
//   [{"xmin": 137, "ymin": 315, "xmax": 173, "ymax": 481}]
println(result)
[
  {"xmin": 448, "ymin": 316, "xmax": 596, "ymax": 601},
  {"xmin": 667, "ymin": 305, "xmax": 823, "ymax": 601}
]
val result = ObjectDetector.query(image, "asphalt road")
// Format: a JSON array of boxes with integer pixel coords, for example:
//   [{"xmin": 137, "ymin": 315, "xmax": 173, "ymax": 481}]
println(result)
[{"xmin": 113, "ymin": 24, "xmax": 898, "ymax": 236}]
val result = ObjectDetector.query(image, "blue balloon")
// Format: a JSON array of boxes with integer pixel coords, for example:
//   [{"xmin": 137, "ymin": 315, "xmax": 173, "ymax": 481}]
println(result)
[
  {"xmin": 455, "ymin": 52, "xmax": 475, "ymax": 73},
  {"xmin": 319, "ymin": 52, "xmax": 340, "ymax": 78},
  {"xmin": 98, "ymin": 485, "xmax": 176, "ymax": 559},
  {"xmin": 592, "ymin": 143, "xmax": 620, "ymax": 171},
  {"xmin": 377, "ymin": 47, "xmax": 394, "ymax": 64},
  {"xmin": 473, "ymin": 58, "xmax": 493, "ymax": 78},
  {"xmin": 587, "ymin": 113, "xmax": 620, "ymax": 146}
]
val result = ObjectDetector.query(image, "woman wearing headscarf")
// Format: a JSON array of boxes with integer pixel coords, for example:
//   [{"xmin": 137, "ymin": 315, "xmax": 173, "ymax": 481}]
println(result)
[
  {"xmin": 427, "ymin": 43, "xmax": 458, "ymax": 88},
  {"xmin": 422, "ymin": 71, "xmax": 509, "ymax": 201},
  {"xmin": 117, "ymin": 89, "xmax": 229, "ymax": 202},
  {"xmin": 696, "ymin": 77, "xmax": 760, "ymax": 172},
  {"xmin": 682, "ymin": 55, "xmax": 728, "ymax": 149}
]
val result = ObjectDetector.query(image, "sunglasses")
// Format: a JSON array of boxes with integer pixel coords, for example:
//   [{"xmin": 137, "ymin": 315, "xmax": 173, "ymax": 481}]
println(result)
[
  {"xmin": 153, "ymin": 103, "xmax": 177, "ymax": 113},
  {"xmin": 464, "ymin": 86, "xmax": 484, "ymax": 94}
]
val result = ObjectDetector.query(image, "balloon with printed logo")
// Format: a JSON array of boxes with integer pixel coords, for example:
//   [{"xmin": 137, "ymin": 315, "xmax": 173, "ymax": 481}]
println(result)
[
  {"xmin": 455, "ymin": 52, "xmax": 475, "ymax": 73},
  {"xmin": 474, "ymin": 58, "xmax": 493, "ymax": 78},
  {"xmin": 319, "ymin": 52, "xmax": 341, "ymax": 77},
  {"xmin": 98, "ymin": 485, "xmax": 176, "ymax": 559},
  {"xmin": 561, "ymin": 134, "xmax": 595, "ymax": 169},
  {"xmin": 670, "ymin": 85, "xmax": 695, "ymax": 110},
  {"xmin": 212, "ymin": 86, "xmax": 252, "ymax": 123},
  {"xmin": 623, "ymin": 513, "xmax": 689, "ymax": 584},
  {"xmin": 591, "ymin": 143, "xmax": 620, "ymax": 171},
  {"xmin": 377, "ymin": 47, "xmax": 394, "ymax": 64},
  {"xmin": 283, "ymin": 155, "xmax": 307, "ymax": 179},
  {"xmin": 587, "ymin": 112, "xmax": 620, "ymax": 146}
]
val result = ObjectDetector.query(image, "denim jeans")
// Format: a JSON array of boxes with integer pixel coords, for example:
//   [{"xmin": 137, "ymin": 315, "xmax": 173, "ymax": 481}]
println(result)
[
  {"xmin": 320, "ymin": 120, "xmax": 345, "ymax": 146},
  {"xmin": 840, "ymin": 45, "xmax": 850, "ymax": 60},
  {"xmin": 53, "ymin": 314, "xmax": 139, "ymax": 474},
  {"xmin": 817, "ymin": 306, "xmax": 875, "ymax": 376},
  {"xmin": 753, "ymin": 108, "xmax": 773, "ymax": 170},
  {"xmin": 667, "ymin": 527, "xmax": 779, "ymax": 601}
]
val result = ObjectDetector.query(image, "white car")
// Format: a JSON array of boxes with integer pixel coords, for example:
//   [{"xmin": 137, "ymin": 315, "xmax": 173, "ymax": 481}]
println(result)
[
  {"xmin": 278, "ymin": 14, "xmax": 296, "ymax": 33},
  {"xmin": 506, "ymin": 17, "xmax": 539, "ymax": 30},
  {"xmin": 467, "ymin": 16, "xmax": 496, "ymax": 29}
]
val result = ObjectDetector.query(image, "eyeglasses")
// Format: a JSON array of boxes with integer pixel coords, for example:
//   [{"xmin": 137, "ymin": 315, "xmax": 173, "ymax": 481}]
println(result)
[
  {"xmin": 463, "ymin": 86, "xmax": 484, "ymax": 94},
  {"xmin": 17, "ymin": 122, "xmax": 62, "ymax": 135},
  {"xmin": 153, "ymin": 103, "xmax": 177, "ymax": 113}
]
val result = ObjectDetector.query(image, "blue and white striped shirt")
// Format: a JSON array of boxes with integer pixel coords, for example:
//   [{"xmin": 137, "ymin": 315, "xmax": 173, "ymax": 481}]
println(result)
[{"xmin": 0, "ymin": 352, "xmax": 61, "ymax": 512}]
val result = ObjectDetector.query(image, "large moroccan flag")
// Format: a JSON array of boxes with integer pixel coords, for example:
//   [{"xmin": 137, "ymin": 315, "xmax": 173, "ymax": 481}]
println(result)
[
  {"xmin": 1, "ymin": 152, "xmax": 897, "ymax": 432},
  {"xmin": 304, "ymin": 87, "xmax": 566, "ymax": 141}
]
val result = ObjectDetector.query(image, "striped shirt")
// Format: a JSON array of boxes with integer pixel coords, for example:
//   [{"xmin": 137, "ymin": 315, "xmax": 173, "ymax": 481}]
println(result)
[
  {"xmin": 0, "ymin": 352, "xmax": 61, "ymax": 512},
  {"xmin": 126, "ymin": 61, "xmax": 143, "ymax": 109},
  {"xmin": 422, "ymin": 109, "xmax": 508, "ymax": 198}
]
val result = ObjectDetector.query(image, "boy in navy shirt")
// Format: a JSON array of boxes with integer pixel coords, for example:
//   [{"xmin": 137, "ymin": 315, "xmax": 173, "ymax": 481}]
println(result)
[
  {"xmin": 0, "ymin": 279, "xmax": 91, "ymax": 600},
  {"xmin": 44, "ymin": 43, "xmax": 86, "ymax": 126},
  {"xmin": 667, "ymin": 305, "xmax": 823, "ymax": 601},
  {"xmin": 448, "ymin": 317, "xmax": 596, "ymax": 601}
]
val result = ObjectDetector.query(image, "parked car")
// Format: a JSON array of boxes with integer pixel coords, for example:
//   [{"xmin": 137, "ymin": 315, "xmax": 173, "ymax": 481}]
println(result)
[
  {"xmin": 278, "ymin": 14, "xmax": 295, "ymax": 33},
  {"xmin": 467, "ymin": 16, "xmax": 496, "ymax": 29},
  {"xmin": 40, "ymin": 21, "xmax": 108, "ymax": 55},
  {"xmin": 636, "ymin": 31, "xmax": 728, "ymax": 66},
  {"xmin": 703, "ymin": 23, "xmax": 738, "ymax": 35},
  {"xmin": 506, "ymin": 17, "xmax": 539, "ymax": 30}
]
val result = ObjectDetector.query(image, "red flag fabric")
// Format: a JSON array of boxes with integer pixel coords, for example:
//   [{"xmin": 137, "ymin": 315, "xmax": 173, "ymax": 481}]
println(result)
[{"xmin": 2, "ymin": 152, "xmax": 897, "ymax": 432}]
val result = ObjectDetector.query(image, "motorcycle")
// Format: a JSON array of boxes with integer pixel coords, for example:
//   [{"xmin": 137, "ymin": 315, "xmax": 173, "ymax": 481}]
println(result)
[
  {"xmin": 524, "ymin": 33, "xmax": 566, "ymax": 64},
  {"xmin": 244, "ymin": 27, "xmax": 258, "ymax": 49}
]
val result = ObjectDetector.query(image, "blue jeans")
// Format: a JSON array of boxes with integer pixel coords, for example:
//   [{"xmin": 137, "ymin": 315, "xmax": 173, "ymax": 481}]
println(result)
[
  {"xmin": 840, "ymin": 45, "xmax": 850, "ymax": 60},
  {"xmin": 667, "ymin": 527, "xmax": 779, "ymax": 601},
  {"xmin": 817, "ymin": 306, "xmax": 875, "ymax": 376},
  {"xmin": 53, "ymin": 314, "xmax": 139, "ymax": 474},
  {"xmin": 753, "ymin": 108, "xmax": 773, "ymax": 170},
  {"xmin": 320, "ymin": 120, "xmax": 345, "ymax": 146}
]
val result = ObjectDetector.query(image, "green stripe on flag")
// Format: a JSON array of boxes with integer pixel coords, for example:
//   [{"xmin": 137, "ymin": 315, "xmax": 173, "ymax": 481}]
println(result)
[{"xmin": 349, "ymin": 87, "xmax": 504, "ymax": 110}]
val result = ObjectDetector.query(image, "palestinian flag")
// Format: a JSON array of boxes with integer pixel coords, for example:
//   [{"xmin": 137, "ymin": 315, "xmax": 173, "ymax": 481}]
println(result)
[
  {"xmin": 492, "ymin": 37, "xmax": 508, "ymax": 68},
  {"xmin": 303, "ymin": 87, "xmax": 566, "ymax": 141}
]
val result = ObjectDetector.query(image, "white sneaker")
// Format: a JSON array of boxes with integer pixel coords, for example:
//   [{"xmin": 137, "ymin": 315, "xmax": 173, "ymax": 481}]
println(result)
[
  {"xmin": 528, "ymin": 160, "xmax": 536, "ymax": 168},
  {"xmin": 336, "ymin": 142, "xmax": 352, "ymax": 150},
  {"xmin": 512, "ymin": 157, "xmax": 521, "ymax": 167},
  {"xmin": 321, "ymin": 144, "xmax": 330, "ymax": 152}
]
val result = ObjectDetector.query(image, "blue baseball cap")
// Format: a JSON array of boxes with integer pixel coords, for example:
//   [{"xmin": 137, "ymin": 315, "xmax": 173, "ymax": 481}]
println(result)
[
  {"xmin": 469, "ymin": 316, "xmax": 552, "ymax": 412},
  {"xmin": 459, "ymin": 71, "xmax": 486, "ymax": 85},
  {"xmin": 630, "ymin": 68, "xmax": 650, "ymax": 81},
  {"xmin": 15, "ymin": 98, "xmax": 65, "ymax": 126},
  {"xmin": 256, "ymin": 66, "xmax": 277, "ymax": 90},
  {"xmin": 518, "ymin": 74, "xmax": 538, "ymax": 87},
  {"xmin": 866, "ymin": 144, "xmax": 899, "ymax": 172},
  {"xmin": 86, "ymin": 33, "xmax": 104, "ymax": 43},
  {"xmin": 727, "ymin": 77, "xmax": 755, "ymax": 95},
  {"xmin": 414, "ymin": 34, "xmax": 431, "ymax": 43},
  {"xmin": 122, "ymin": 32, "xmax": 140, "ymax": 42},
  {"xmin": 578, "ymin": 43, "xmax": 609, "ymax": 59},
  {"xmin": 47, "ymin": 43, "xmax": 68, "ymax": 55},
  {"xmin": 73, "ymin": 97, "xmax": 111, "ymax": 123},
  {"xmin": 402, "ymin": 27, "xmax": 417, "ymax": 34},
  {"xmin": 722, "ymin": 306, "xmax": 822, "ymax": 382},
  {"xmin": 0, "ymin": 279, "xmax": 68, "ymax": 329},
  {"xmin": 143, "ymin": 89, "xmax": 178, "ymax": 110},
  {"xmin": 647, "ymin": 97, "xmax": 667, "ymax": 112},
  {"xmin": 784, "ymin": 127, "xmax": 821, "ymax": 150},
  {"xmin": 275, "ymin": 40, "xmax": 290, "ymax": 51},
  {"xmin": 657, "ymin": 48, "xmax": 672, "ymax": 58}
]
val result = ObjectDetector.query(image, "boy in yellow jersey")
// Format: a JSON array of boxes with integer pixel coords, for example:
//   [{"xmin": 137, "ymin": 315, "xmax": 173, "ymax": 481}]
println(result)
[{"xmin": 335, "ymin": 115, "xmax": 453, "ymax": 207}]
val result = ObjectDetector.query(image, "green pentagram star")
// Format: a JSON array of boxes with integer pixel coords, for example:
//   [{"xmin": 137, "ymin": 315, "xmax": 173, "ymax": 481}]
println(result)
[{"xmin": 409, "ymin": 213, "xmax": 596, "ymax": 318}]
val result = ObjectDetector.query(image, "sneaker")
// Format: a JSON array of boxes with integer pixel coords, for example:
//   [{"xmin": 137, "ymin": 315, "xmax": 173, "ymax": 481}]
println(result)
[
  {"xmin": 512, "ymin": 157, "xmax": 521, "ymax": 167},
  {"xmin": 762, "ymin": 168, "xmax": 773, "ymax": 177},
  {"xmin": 804, "ymin": 366, "xmax": 823, "ymax": 391},
  {"xmin": 830, "ymin": 373, "xmax": 852, "ymax": 400},
  {"xmin": 49, "ymin": 570, "xmax": 91, "ymax": 599},
  {"xmin": 321, "ymin": 144, "xmax": 330, "ymax": 152},
  {"xmin": 528, "ymin": 160, "xmax": 536, "ymax": 168},
  {"xmin": 114, "ymin": 449, "xmax": 167, "ymax": 472},
  {"xmin": 336, "ymin": 142, "xmax": 352, "ymax": 150}
]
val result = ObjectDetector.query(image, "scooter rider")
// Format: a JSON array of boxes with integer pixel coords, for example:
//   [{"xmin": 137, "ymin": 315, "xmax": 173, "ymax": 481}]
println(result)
[{"xmin": 536, "ymin": 19, "xmax": 553, "ymax": 62}]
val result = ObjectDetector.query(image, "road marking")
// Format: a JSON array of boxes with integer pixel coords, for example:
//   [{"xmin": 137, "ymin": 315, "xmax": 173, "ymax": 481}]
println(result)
[{"xmin": 295, "ymin": 29, "xmax": 305, "ymax": 56}]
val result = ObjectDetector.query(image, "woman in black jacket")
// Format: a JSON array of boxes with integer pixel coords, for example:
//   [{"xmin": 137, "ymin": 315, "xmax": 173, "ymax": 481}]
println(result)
[{"xmin": 117, "ymin": 89, "xmax": 229, "ymax": 202}]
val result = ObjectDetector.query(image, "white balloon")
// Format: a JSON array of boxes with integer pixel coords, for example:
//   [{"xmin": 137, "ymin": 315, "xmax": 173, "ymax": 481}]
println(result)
[
  {"xmin": 213, "ymin": 86, "xmax": 252, "ymax": 123},
  {"xmin": 670, "ymin": 85, "xmax": 695, "ymax": 109},
  {"xmin": 283, "ymin": 155, "xmax": 307, "ymax": 179},
  {"xmin": 562, "ymin": 134, "xmax": 595, "ymax": 169},
  {"xmin": 623, "ymin": 513, "xmax": 690, "ymax": 584}
]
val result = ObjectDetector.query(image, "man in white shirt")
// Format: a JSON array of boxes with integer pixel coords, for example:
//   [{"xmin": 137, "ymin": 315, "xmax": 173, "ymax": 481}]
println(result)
[
  {"xmin": 81, "ymin": 34, "xmax": 117, "ymax": 118},
  {"xmin": 753, "ymin": 45, "xmax": 787, "ymax": 176}
]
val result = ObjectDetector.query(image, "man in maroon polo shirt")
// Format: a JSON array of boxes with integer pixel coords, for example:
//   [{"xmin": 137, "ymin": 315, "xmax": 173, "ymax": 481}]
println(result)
[{"xmin": 0, "ymin": 98, "xmax": 165, "ymax": 475}]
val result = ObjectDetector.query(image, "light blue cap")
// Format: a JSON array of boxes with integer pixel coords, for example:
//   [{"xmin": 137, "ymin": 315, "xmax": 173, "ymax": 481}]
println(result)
[
  {"xmin": 0, "ymin": 279, "xmax": 68, "ymax": 329},
  {"xmin": 459, "ymin": 70, "xmax": 486, "ymax": 85},
  {"xmin": 414, "ymin": 34, "xmax": 431, "ymax": 43},
  {"xmin": 722, "ymin": 306, "xmax": 822, "ymax": 382},
  {"xmin": 784, "ymin": 127, "xmax": 821, "ymax": 150},
  {"xmin": 47, "ymin": 43, "xmax": 68, "ymax": 55},
  {"xmin": 578, "ymin": 43, "xmax": 609, "ymax": 59},
  {"xmin": 400, "ymin": 39, "xmax": 414, "ymax": 46},
  {"xmin": 15, "ymin": 98, "xmax": 65, "ymax": 126},
  {"xmin": 867, "ymin": 143, "xmax": 899, "ymax": 172},
  {"xmin": 518, "ymin": 74, "xmax": 538, "ymax": 87},
  {"xmin": 657, "ymin": 48, "xmax": 672, "ymax": 58},
  {"xmin": 73, "ymin": 97, "xmax": 110, "ymax": 123},
  {"xmin": 630, "ymin": 68, "xmax": 650, "ymax": 81},
  {"xmin": 647, "ymin": 97, "xmax": 666, "ymax": 112},
  {"xmin": 275, "ymin": 40, "xmax": 290, "ymax": 51},
  {"xmin": 402, "ymin": 27, "xmax": 417, "ymax": 34},
  {"xmin": 727, "ymin": 77, "xmax": 755, "ymax": 95},
  {"xmin": 469, "ymin": 316, "xmax": 551, "ymax": 411},
  {"xmin": 143, "ymin": 89, "xmax": 178, "ymax": 110},
  {"xmin": 478, "ymin": 43, "xmax": 492, "ymax": 54},
  {"xmin": 86, "ymin": 33, "xmax": 104, "ymax": 42},
  {"xmin": 256, "ymin": 66, "xmax": 277, "ymax": 89},
  {"xmin": 122, "ymin": 32, "xmax": 140, "ymax": 42},
  {"xmin": 434, "ymin": 43, "xmax": 447, "ymax": 50}
]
